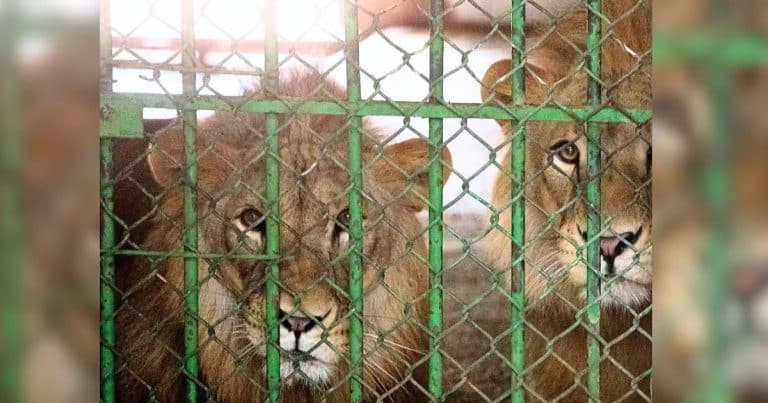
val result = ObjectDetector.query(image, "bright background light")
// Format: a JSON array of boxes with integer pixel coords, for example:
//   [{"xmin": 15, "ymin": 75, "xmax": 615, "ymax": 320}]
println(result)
[
  {"xmin": 110, "ymin": 0, "xmax": 343, "ymax": 42},
  {"xmin": 108, "ymin": 0, "xmax": 568, "ymax": 223}
]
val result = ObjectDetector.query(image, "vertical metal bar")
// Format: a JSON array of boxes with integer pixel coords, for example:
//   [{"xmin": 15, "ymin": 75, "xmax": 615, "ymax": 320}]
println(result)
[
  {"xmin": 99, "ymin": 144, "xmax": 116, "ymax": 403},
  {"xmin": 585, "ymin": 0, "xmax": 602, "ymax": 400},
  {"xmin": 701, "ymin": 0, "xmax": 731, "ymax": 401},
  {"xmin": 181, "ymin": 2, "xmax": 200, "ymax": 401},
  {"xmin": 508, "ymin": 0, "xmax": 526, "ymax": 402},
  {"xmin": 0, "ymin": 0, "xmax": 22, "ymax": 401},
  {"xmin": 427, "ymin": 0, "xmax": 445, "ymax": 400},
  {"xmin": 99, "ymin": 1, "xmax": 116, "ymax": 401},
  {"xmin": 343, "ymin": 1, "xmax": 364, "ymax": 401},
  {"xmin": 263, "ymin": 1, "xmax": 281, "ymax": 402}
]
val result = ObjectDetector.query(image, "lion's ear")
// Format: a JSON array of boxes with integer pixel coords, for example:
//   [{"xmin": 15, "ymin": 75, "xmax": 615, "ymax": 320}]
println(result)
[
  {"xmin": 480, "ymin": 59, "xmax": 514, "ymax": 105},
  {"xmin": 373, "ymin": 138, "xmax": 453, "ymax": 212},
  {"xmin": 147, "ymin": 123, "xmax": 240, "ymax": 190},
  {"xmin": 147, "ymin": 124, "xmax": 185, "ymax": 188},
  {"xmin": 480, "ymin": 58, "xmax": 559, "ymax": 110}
]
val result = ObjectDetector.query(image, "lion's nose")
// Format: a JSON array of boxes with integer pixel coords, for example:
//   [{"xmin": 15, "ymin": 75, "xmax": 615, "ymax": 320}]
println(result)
[
  {"xmin": 599, "ymin": 232, "xmax": 637, "ymax": 259},
  {"xmin": 278, "ymin": 309, "xmax": 327, "ymax": 336},
  {"xmin": 579, "ymin": 228, "xmax": 641, "ymax": 257},
  {"xmin": 579, "ymin": 227, "xmax": 642, "ymax": 276}
]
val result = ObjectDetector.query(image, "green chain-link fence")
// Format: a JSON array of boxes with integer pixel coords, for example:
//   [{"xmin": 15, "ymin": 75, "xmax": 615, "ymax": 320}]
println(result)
[{"xmin": 100, "ymin": 0, "xmax": 652, "ymax": 401}]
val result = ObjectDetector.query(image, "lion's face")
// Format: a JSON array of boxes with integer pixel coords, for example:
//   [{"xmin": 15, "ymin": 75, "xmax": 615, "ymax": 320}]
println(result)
[
  {"xmin": 547, "ymin": 120, "xmax": 652, "ymax": 307},
  {"xmin": 147, "ymin": 77, "xmax": 450, "ymax": 392},
  {"xmin": 208, "ymin": 160, "xmax": 426, "ymax": 385},
  {"xmin": 204, "ymin": 162, "xmax": 369, "ymax": 385},
  {"xmin": 481, "ymin": 57, "xmax": 651, "ymax": 308}
]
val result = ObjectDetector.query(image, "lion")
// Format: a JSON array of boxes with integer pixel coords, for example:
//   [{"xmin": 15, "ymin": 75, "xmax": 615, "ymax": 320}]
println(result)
[
  {"xmin": 478, "ymin": 1, "xmax": 651, "ymax": 401},
  {"xmin": 113, "ymin": 71, "xmax": 452, "ymax": 402}
]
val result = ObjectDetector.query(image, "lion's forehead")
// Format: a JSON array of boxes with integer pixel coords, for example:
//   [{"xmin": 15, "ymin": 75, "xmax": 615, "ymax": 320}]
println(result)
[
  {"xmin": 529, "ymin": 121, "xmax": 647, "ymax": 151},
  {"xmin": 600, "ymin": 124, "xmax": 650, "ymax": 153},
  {"xmin": 553, "ymin": 69, "xmax": 650, "ymax": 108}
]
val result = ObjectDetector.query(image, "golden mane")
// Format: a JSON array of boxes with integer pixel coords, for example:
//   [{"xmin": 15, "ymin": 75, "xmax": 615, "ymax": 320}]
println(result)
[{"xmin": 115, "ymin": 71, "xmax": 452, "ymax": 402}]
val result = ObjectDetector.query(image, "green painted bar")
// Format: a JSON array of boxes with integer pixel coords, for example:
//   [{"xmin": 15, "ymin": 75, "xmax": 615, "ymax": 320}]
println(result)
[
  {"xmin": 701, "ymin": 1, "xmax": 731, "ymax": 401},
  {"xmin": 100, "ymin": 95, "xmax": 142, "ymax": 138},
  {"xmin": 654, "ymin": 33, "xmax": 768, "ymax": 66},
  {"xmin": 344, "ymin": 1, "xmax": 365, "ymax": 401},
  {"xmin": 100, "ymin": 93, "xmax": 651, "ymax": 128},
  {"xmin": 585, "ymin": 0, "xmax": 602, "ymax": 400},
  {"xmin": 0, "ymin": 2, "xmax": 22, "ymax": 401},
  {"xmin": 508, "ymin": 0, "xmax": 526, "ymax": 402},
  {"xmin": 98, "ymin": 0, "xmax": 116, "ymax": 401},
  {"xmin": 180, "ymin": 2, "xmax": 200, "ymax": 401},
  {"xmin": 264, "ymin": 113, "xmax": 281, "ymax": 403},
  {"xmin": 99, "ymin": 141, "xmax": 117, "ymax": 403},
  {"xmin": 263, "ymin": 1, "xmax": 282, "ymax": 402},
  {"xmin": 427, "ymin": 0, "xmax": 445, "ymax": 400}
]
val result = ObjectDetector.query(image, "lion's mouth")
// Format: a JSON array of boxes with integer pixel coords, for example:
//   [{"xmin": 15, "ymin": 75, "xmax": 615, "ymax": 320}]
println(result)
[
  {"xmin": 283, "ymin": 350, "xmax": 315, "ymax": 362},
  {"xmin": 597, "ymin": 278, "xmax": 652, "ymax": 307},
  {"xmin": 604, "ymin": 276, "xmax": 649, "ymax": 287},
  {"xmin": 279, "ymin": 350, "xmax": 336, "ymax": 384}
]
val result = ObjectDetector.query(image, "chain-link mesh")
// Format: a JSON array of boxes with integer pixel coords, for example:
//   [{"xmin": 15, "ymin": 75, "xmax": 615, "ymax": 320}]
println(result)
[{"xmin": 100, "ymin": 0, "xmax": 652, "ymax": 401}]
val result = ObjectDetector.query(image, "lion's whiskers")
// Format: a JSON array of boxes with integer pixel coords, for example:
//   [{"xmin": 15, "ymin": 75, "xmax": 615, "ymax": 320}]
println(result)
[{"xmin": 364, "ymin": 333, "xmax": 426, "ymax": 355}]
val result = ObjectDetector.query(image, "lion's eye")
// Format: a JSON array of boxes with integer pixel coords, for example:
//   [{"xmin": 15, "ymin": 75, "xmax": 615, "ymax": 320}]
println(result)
[
  {"xmin": 238, "ymin": 208, "xmax": 265, "ymax": 233},
  {"xmin": 335, "ymin": 209, "xmax": 351, "ymax": 231},
  {"xmin": 551, "ymin": 140, "xmax": 580, "ymax": 164}
]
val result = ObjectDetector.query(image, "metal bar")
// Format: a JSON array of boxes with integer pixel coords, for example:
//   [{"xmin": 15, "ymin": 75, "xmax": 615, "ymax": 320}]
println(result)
[
  {"xmin": 99, "ymin": 94, "xmax": 651, "ymax": 131},
  {"xmin": 428, "ymin": 0, "xmax": 445, "ymax": 400},
  {"xmin": 701, "ymin": 0, "xmax": 731, "ymax": 401},
  {"xmin": 263, "ymin": 1, "xmax": 282, "ymax": 402},
  {"xmin": 100, "ymin": 142, "xmax": 117, "ymax": 403},
  {"xmin": 585, "ymin": 0, "xmax": 602, "ymax": 400},
  {"xmin": 344, "ymin": 1, "xmax": 364, "ymax": 401},
  {"xmin": 508, "ymin": 0, "xmax": 526, "ymax": 402},
  {"xmin": 0, "ymin": 0, "xmax": 22, "ymax": 400},
  {"xmin": 654, "ymin": 33, "xmax": 768, "ymax": 66},
  {"xmin": 180, "ymin": 2, "xmax": 200, "ymax": 401},
  {"xmin": 98, "ymin": 0, "xmax": 116, "ymax": 401}
]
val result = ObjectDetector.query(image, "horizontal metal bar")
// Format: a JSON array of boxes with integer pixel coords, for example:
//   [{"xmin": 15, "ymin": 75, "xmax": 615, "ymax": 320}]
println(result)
[
  {"xmin": 655, "ymin": 33, "xmax": 768, "ymax": 65},
  {"xmin": 100, "ymin": 94, "xmax": 651, "ymax": 137},
  {"xmin": 101, "ymin": 95, "xmax": 143, "ymax": 137}
]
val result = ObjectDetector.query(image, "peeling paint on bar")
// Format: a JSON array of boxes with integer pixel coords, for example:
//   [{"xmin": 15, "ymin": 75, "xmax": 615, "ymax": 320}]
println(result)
[
  {"xmin": 428, "ymin": 0, "xmax": 446, "ymax": 400},
  {"xmin": 180, "ymin": 1, "xmax": 200, "ymax": 401},
  {"xmin": 585, "ymin": 0, "xmax": 603, "ymax": 400},
  {"xmin": 263, "ymin": 1, "xmax": 282, "ymax": 402},
  {"xmin": 508, "ymin": 0, "xmax": 526, "ymax": 402}
]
